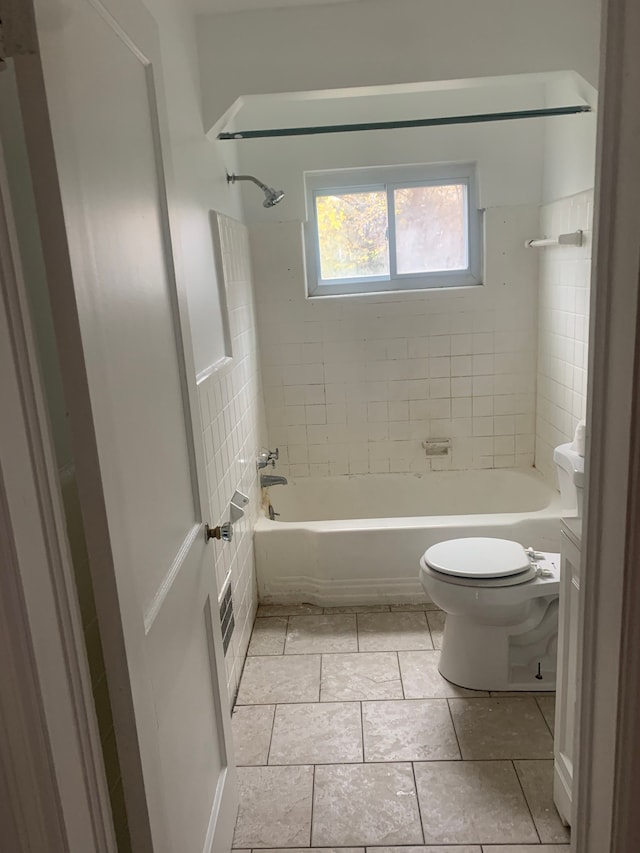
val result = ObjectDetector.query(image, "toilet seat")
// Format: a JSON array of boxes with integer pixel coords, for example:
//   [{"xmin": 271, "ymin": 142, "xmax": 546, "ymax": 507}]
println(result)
[{"xmin": 422, "ymin": 537, "xmax": 538, "ymax": 587}]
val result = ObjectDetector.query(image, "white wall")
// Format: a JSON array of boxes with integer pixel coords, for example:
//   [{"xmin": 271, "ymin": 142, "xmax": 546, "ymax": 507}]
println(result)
[
  {"xmin": 535, "ymin": 192, "xmax": 593, "ymax": 484},
  {"xmin": 239, "ymin": 84, "xmax": 546, "ymax": 479},
  {"xmin": 253, "ymin": 204, "xmax": 539, "ymax": 478},
  {"xmin": 196, "ymin": 0, "xmax": 601, "ymax": 132},
  {"xmin": 198, "ymin": 215, "xmax": 266, "ymax": 702},
  {"xmin": 142, "ymin": 0, "xmax": 244, "ymax": 377},
  {"xmin": 543, "ymin": 75, "xmax": 598, "ymax": 202},
  {"xmin": 233, "ymin": 111, "xmax": 546, "ymax": 226}
]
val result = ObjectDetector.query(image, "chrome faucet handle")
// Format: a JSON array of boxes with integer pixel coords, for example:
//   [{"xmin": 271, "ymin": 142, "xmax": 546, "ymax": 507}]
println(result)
[{"xmin": 267, "ymin": 448, "xmax": 279, "ymax": 466}]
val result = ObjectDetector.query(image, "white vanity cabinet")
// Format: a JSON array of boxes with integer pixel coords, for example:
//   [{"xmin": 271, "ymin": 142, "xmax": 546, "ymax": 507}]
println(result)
[{"xmin": 554, "ymin": 516, "xmax": 582, "ymax": 826}]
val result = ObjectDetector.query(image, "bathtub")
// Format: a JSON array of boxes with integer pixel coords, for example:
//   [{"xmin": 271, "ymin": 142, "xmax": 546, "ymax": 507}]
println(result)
[{"xmin": 254, "ymin": 468, "xmax": 564, "ymax": 606}]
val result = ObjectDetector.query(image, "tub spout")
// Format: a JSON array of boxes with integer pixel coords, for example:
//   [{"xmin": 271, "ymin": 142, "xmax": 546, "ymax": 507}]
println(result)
[{"xmin": 260, "ymin": 474, "xmax": 288, "ymax": 487}]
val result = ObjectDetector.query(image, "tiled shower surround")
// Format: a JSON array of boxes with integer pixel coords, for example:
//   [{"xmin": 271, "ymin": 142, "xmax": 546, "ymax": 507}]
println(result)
[
  {"xmin": 535, "ymin": 190, "xmax": 593, "ymax": 484},
  {"xmin": 251, "ymin": 206, "xmax": 540, "ymax": 478},
  {"xmin": 197, "ymin": 214, "xmax": 266, "ymax": 702}
]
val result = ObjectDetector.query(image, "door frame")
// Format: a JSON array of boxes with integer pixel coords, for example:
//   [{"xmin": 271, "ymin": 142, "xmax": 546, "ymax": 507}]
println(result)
[
  {"xmin": 2, "ymin": 0, "xmax": 640, "ymax": 851},
  {"xmin": 0, "ymin": 85, "xmax": 116, "ymax": 852},
  {"xmin": 573, "ymin": 0, "xmax": 640, "ymax": 848}
]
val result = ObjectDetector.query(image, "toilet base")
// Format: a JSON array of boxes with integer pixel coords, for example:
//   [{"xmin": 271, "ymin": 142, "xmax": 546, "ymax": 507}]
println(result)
[{"xmin": 438, "ymin": 604, "xmax": 558, "ymax": 692}]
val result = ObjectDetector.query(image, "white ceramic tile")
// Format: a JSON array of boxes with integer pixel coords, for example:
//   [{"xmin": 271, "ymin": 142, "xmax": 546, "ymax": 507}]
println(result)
[
  {"xmin": 285, "ymin": 614, "xmax": 358, "ymax": 654},
  {"xmin": 362, "ymin": 699, "xmax": 460, "ymax": 761},
  {"xmin": 413, "ymin": 760, "xmax": 538, "ymax": 845},
  {"xmin": 252, "ymin": 212, "xmax": 539, "ymax": 476},
  {"xmin": 535, "ymin": 190, "xmax": 593, "ymax": 484},
  {"xmin": 234, "ymin": 765, "xmax": 313, "ymax": 848},
  {"xmin": 312, "ymin": 763, "xmax": 423, "ymax": 846},
  {"xmin": 198, "ymin": 215, "xmax": 264, "ymax": 704},
  {"xmin": 269, "ymin": 702, "xmax": 363, "ymax": 764}
]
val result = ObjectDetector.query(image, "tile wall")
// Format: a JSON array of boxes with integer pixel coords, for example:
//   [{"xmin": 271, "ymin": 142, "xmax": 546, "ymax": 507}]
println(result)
[
  {"xmin": 535, "ymin": 190, "xmax": 593, "ymax": 484},
  {"xmin": 251, "ymin": 206, "xmax": 540, "ymax": 478},
  {"xmin": 197, "ymin": 214, "xmax": 266, "ymax": 703}
]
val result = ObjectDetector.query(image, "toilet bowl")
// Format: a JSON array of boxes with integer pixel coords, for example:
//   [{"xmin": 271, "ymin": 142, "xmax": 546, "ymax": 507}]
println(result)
[{"xmin": 420, "ymin": 537, "xmax": 560, "ymax": 691}]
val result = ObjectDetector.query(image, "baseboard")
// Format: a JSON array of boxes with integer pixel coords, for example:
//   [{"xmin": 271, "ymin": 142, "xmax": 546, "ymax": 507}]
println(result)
[{"xmin": 258, "ymin": 573, "xmax": 431, "ymax": 607}]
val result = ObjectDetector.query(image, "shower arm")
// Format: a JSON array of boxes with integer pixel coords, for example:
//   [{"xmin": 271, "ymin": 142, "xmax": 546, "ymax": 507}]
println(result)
[{"xmin": 227, "ymin": 173, "xmax": 269, "ymax": 192}]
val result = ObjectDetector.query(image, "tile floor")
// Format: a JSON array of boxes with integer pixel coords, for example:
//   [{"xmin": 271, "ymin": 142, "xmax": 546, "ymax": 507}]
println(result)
[{"xmin": 232, "ymin": 605, "xmax": 569, "ymax": 852}]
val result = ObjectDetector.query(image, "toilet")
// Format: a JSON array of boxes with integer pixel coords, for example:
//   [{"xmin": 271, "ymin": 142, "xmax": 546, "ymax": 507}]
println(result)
[{"xmin": 418, "ymin": 443, "xmax": 584, "ymax": 692}]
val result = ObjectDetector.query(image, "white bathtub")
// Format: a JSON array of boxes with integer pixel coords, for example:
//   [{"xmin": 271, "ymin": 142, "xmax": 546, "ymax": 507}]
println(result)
[{"xmin": 254, "ymin": 468, "xmax": 564, "ymax": 605}]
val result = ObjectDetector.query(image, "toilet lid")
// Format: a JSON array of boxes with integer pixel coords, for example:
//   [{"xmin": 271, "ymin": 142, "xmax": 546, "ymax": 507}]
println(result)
[{"xmin": 424, "ymin": 537, "xmax": 532, "ymax": 579}]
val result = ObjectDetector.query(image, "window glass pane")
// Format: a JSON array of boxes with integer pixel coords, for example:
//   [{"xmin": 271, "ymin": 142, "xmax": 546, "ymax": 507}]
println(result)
[
  {"xmin": 394, "ymin": 184, "xmax": 467, "ymax": 275},
  {"xmin": 316, "ymin": 191, "xmax": 389, "ymax": 280}
]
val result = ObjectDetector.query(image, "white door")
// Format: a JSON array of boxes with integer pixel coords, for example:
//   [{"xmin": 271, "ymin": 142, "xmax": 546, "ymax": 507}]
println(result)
[{"xmin": 14, "ymin": 1, "xmax": 238, "ymax": 851}]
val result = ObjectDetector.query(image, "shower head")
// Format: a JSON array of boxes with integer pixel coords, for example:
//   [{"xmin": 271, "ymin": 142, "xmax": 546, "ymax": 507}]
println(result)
[{"xmin": 226, "ymin": 173, "xmax": 285, "ymax": 208}]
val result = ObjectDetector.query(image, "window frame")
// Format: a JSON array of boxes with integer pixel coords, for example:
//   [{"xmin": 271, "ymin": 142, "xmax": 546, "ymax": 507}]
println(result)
[{"xmin": 305, "ymin": 163, "xmax": 483, "ymax": 298}]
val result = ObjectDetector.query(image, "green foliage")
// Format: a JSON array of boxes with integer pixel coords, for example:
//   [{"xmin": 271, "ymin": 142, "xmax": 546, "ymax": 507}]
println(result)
[
  {"xmin": 316, "ymin": 183, "xmax": 466, "ymax": 281},
  {"xmin": 316, "ymin": 191, "xmax": 389, "ymax": 279}
]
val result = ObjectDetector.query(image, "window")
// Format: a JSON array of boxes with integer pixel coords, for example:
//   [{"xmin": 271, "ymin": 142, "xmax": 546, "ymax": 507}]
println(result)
[{"xmin": 305, "ymin": 164, "xmax": 483, "ymax": 297}]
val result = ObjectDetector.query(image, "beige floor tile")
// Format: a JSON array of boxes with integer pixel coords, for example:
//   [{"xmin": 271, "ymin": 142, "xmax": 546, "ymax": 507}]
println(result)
[
  {"xmin": 448, "ymin": 698, "xmax": 554, "ymax": 760},
  {"xmin": 414, "ymin": 760, "xmax": 538, "ymax": 845},
  {"xmin": 389, "ymin": 603, "xmax": 439, "ymax": 611},
  {"xmin": 357, "ymin": 611, "xmax": 433, "ymax": 652},
  {"xmin": 312, "ymin": 763, "xmax": 423, "ymax": 846},
  {"xmin": 426, "ymin": 611, "xmax": 445, "ymax": 649},
  {"xmin": 398, "ymin": 651, "xmax": 489, "ymax": 699},
  {"xmin": 248, "ymin": 617, "xmax": 288, "ymax": 655},
  {"xmin": 537, "ymin": 695, "xmax": 556, "ymax": 734},
  {"xmin": 324, "ymin": 604, "xmax": 391, "ymax": 613},
  {"xmin": 262, "ymin": 849, "xmax": 364, "ymax": 853},
  {"xmin": 256, "ymin": 603, "xmax": 323, "ymax": 616},
  {"xmin": 285, "ymin": 614, "xmax": 358, "ymax": 654},
  {"xmin": 233, "ymin": 765, "xmax": 313, "ymax": 848},
  {"xmin": 320, "ymin": 652, "xmax": 404, "ymax": 701},
  {"xmin": 371, "ymin": 847, "xmax": 480, "ymax": 853},
  {"xmin": 489, "ymin": 691, "xmax": 556, "ymax": 697},
  {"xmin": 269, "ymin": 702, "xmax": 363, "ymax": 764},
  {"xmin": 236, "ymin": 655, "xmax": 321, "ymax": 705},
  {"xmin": 483, "ymin": 847, "xmax": 570, "ymax": 852},
  {"xmin": 231, "ymin": 705, "xmax": 275, "ymax": 765},
  {"xmin": 514, "ymin": 760, "xmax": 571, "ymax": 843},
  {"xmin": 362, "ymin": 699, "xmax": 460, "ymax": 762}
]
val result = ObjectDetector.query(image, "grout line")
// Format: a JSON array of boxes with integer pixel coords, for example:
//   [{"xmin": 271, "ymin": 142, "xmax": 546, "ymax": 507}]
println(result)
[
  {"xmin": 512, "ymin": 758, "xmax": 542, "ymax": 843},
  {"xmin": 445, "ymin": 698, "xmax": 464, "ymax": 760},
  {"xmin": 356, "ymin": 613, "xmax": 360, "ymax": 652},
  {"xmin": 359, "ymin": 701, "xmax": 365, "ymax": 763},
  {"xmin": 309, "ymin": 765, "xmax": 316, "ymax": 847},
  {"xmin": 398, "ymin": 651, "xmax": 406, "ymax": 700},
  {"xmin": 535, "ymin": 695, "xmax": 556, "ymax": 739},
  {"xmin": 264, "ymin": 703, "xmax": 277, "ymax": 767},
  {"xmin": 234, "ymin": 756, "xmax": 561, "ymax": 767},
  {"xmin": 318, "ymin": 654, "xmax": 323, "ymax": 702},
  {"xmin": 410, "ymin": 761, "xmax": 426, "ymax": 845}
]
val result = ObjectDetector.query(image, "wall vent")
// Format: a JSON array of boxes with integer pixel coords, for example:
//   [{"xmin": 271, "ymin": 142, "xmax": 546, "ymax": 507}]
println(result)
[{"xmin": 219, "ymin": 584, "xmax": 234, "ymax": 655}]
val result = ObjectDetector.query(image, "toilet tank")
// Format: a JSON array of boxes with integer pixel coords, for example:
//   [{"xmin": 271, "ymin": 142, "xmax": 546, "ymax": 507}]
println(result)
[{"xmin": 553, "ymin": 443, "xmax": 585, "ymax": 515}]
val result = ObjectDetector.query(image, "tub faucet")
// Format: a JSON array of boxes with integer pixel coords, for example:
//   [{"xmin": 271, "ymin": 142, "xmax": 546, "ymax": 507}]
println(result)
[{"xmin": 260, "ymin": 474, "xmax": 288, "ymax": 488}]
